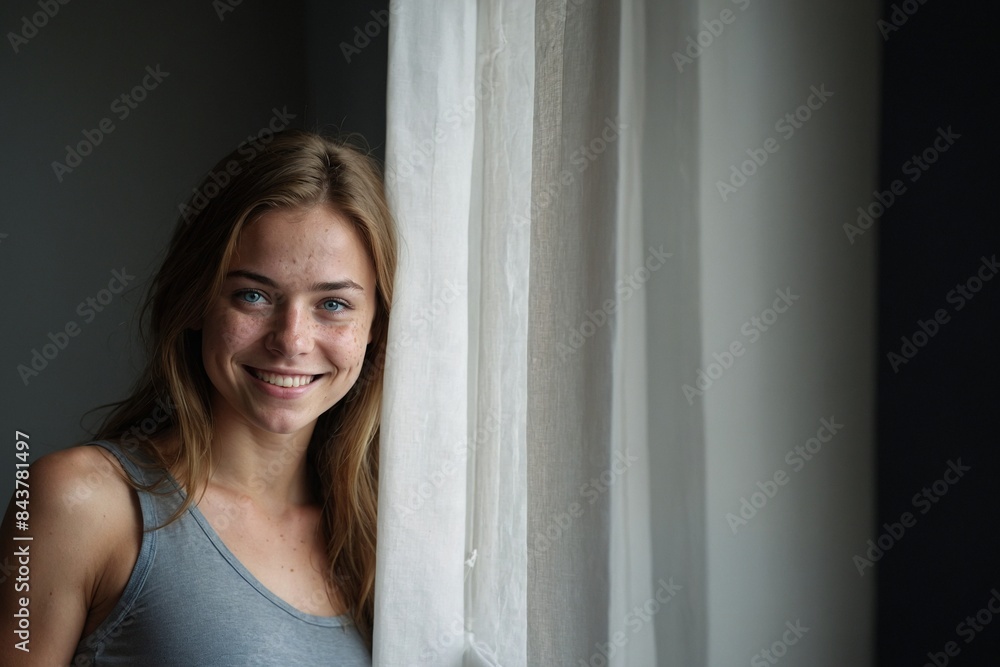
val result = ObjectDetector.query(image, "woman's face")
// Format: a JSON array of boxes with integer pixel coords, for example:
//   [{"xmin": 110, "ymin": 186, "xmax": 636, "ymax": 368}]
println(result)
[{"xmin": 200, "ymin": 205, "xmax": 377, "ymax": 440}]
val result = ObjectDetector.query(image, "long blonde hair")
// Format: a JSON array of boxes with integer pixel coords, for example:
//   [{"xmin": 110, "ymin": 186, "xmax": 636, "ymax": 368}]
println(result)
[{"xmin": 96, "ymin": 129, "xmax": 396, "ymax": 647}]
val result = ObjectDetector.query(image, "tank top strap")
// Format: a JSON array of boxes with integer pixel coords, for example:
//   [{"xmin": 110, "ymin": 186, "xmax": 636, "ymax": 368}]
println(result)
[
  {"xmin": 87, "ymin": 439, "xmax": 160, "ymax": 484},
  {"xmin": 78, "ymin": 439, "xmax": 162, "ymax": 655}
]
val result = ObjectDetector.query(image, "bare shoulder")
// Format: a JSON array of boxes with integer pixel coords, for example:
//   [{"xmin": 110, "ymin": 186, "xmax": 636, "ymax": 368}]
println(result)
[
  {"xmin": 0, "ymin": 444, "xmax": 141, "ymax": 665},
  {"xmin": 31, "ymin": 444, "xmax": 139, "ymax": 519},
  {"xmin": 22, "ymin": 444, "xmax": 142, "ymax": 582}
]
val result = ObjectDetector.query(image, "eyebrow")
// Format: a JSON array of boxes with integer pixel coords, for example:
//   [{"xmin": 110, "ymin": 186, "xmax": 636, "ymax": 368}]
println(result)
[{"xmin": 226, "ymin": 269, "xmax": 365, "ymax": 293}]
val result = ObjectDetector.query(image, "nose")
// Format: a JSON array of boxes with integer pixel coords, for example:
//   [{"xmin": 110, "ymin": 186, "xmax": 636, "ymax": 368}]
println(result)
[{"xmin": 266, "ymin": 303, "xmax": 314, "ymax": 358}]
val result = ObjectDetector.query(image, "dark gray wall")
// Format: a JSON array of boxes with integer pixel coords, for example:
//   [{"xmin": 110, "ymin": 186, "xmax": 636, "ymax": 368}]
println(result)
[
  {"xmin": 304, "ymin": 1, "xmax": 390, "ymax": 160},
  {"xmin": 0, "ymin": 0, "xmax": 388, "ymax": 509}
]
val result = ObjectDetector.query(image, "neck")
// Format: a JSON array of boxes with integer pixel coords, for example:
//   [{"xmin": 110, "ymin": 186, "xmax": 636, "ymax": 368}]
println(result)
[{"xmin": 207, "ymin": 412, "xmax": 318, "ymax": 511}]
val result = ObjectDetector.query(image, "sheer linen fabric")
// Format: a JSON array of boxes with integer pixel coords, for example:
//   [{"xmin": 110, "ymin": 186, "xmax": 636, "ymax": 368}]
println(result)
[
  {"xmin": 375, "ymin": 0, "xmax": 879, "ymax": 664},
  {"xmin": 375, "ymin": 0, "xmax": 659, "ymax": 664}
]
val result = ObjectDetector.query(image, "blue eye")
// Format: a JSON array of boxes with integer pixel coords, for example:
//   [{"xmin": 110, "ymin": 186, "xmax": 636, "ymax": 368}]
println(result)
[
  {"xmin": 237, "ymin": 289, "xmax": 266, "ymax": 304},
  {"xmin": 321, "ymin": 299, "xmax": 346, "ymax": 312}
]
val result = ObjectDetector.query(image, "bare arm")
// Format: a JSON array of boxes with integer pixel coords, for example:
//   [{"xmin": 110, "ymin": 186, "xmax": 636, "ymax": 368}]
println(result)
[{"xmin": 0, "ymin": 446, "xmax": 138, "ymax": 665}]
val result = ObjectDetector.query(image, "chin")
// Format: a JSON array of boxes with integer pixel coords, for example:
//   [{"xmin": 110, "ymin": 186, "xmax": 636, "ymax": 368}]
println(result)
[{"xmin": 236, "ymin": 406, "xmax": 318, "ymax": 438}]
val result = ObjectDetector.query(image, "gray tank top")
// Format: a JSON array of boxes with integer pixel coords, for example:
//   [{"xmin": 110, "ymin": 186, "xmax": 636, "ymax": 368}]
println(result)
[{"xmin": 73, "ymin": 440, "xmax": 372, "ymax": 666}]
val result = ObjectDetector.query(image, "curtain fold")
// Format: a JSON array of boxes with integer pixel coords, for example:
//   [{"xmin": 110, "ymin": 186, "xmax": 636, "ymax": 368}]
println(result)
[
  {"xmin": 378, "ymin": 0, "xmax": 878, "ymax": 664},
  {"xmin": 378, "ymin": 0, "xmax": 534, "ymax": 664},
  {"xmin": 609, "ymin": 0, "xmax": 657, "ymax": 663},
  {"xmin": 527, "ymin": 0, "xmax": 622, "ymax": 661},
  {"xmin": 376, "ymin": 2, "xmax": 477, "ymax": 665},
  {"xmin": 464, "ymin": 0, "xmax": 533, "ymax": 665},
  {"xmin": 641, "ymin": 0, "xmax": 707, "ymax": 664},
  {"xmin": 379, "ymin": 0, "xmax": 655, "ymax": 664}
]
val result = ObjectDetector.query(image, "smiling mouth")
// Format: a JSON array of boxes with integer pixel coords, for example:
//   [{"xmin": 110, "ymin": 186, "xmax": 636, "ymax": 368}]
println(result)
[{"xmin": 247, "ymin": 367, "xmax": 320, "ymax": 388}]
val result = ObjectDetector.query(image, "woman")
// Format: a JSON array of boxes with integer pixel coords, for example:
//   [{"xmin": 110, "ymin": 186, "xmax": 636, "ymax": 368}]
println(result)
[{"xmin": 0, "ymin": 130, "xmax": 396, "ymax": 665}]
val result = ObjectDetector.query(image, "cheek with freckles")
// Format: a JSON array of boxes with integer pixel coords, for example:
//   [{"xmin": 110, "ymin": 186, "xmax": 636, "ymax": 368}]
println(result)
[
  {"xmin": 208, "ymin": 316, "xmax": 258, "ymax": 357},
  {"xmin": 327, "ymin": 323, "xmax": 368, "ymax": 368},
  {"xmin": 222, "ymin": 328, "xmax": 249, "ymax": 348},
  {"xmin": 337, "ymin": 322, "xmax": 372, "ymax": 383}
]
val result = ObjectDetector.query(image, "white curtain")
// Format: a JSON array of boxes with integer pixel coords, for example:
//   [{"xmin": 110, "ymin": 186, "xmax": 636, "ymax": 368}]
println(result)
[
  {"xmin": 375, "ymin": 0, "xmax": 878, "ymax": 665},
  {"xmin": 376, "ymin": 0, "xmax": 658, "ymax": 663},
  {"xmin": 375, "ymin": 1, "xmax": 478, "ymax": 664},
  {"xmin": 376, "ymin": 0, "xmax": 532, "ymax": 663}
]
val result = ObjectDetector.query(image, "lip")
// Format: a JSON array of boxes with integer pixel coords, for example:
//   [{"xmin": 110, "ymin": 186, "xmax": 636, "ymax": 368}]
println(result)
[{"xmin": 242, "ymin": 365, "xmax": 325, "ymax": 398}]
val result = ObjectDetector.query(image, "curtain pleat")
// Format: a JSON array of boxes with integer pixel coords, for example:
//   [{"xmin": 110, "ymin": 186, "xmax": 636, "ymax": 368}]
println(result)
[
  {"xmin": 464, "ymin": 1, "xmax": 533, "ymax": 665},
  {"xmin": 378, "ymin": 0, "xmax": 534, "ymax": 664},
  {"xmin": 379, "ymin": 0, "xmax": 877, "ymax": 663},
  {"xmin": 376, "ymin": 2, "xmax": 477, "ymax": 665},
  {"xmin": 380, "ymin": 0, "xmax": 652, "ymax": 664},
  {"xmin": 609, "ymin": 0, "xmax": 657, "ymax": 663},
  {"xmin": 528, "ymin": 0, "xmax": 622, "ymax": 662},
  {"xmin": 640, "ymin": 0, "xmax": 707, "ymax": 664}
]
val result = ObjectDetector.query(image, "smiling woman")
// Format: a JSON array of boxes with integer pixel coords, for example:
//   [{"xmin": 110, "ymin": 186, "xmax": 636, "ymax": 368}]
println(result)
[
  {"xmin": 203, "ymin": 207, "xmax": 378, "ymax": 439},
  {"xmin": 0, "ymin": 130, "xmax": 396, "ymax": 666}
]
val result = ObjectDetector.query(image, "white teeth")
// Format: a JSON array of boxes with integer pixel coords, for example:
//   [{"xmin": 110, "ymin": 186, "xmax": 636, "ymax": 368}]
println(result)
[{"xmin": 252, "ymin": 369, "xmax": 316, "ymax": 388}]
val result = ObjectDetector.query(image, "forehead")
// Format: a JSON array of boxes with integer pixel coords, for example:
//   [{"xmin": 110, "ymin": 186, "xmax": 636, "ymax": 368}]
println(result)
[{"xmin": 231, "ymin": 206, "xmax": 375, "ymax": 287}]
